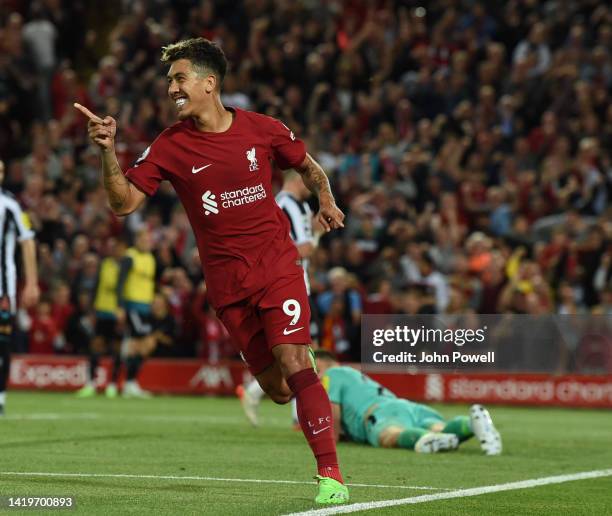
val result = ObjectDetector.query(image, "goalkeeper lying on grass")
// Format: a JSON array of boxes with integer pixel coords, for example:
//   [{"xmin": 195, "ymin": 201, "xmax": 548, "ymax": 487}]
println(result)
[{"xmin": 314, "ymin": 350, "xmax": 502, "ymax": 455}]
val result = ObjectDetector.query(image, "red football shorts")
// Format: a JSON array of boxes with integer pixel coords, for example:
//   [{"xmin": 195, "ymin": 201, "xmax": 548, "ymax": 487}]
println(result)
[{"xmin": 217, "ymin": 272, "xmax": 312, "ymax": 375}]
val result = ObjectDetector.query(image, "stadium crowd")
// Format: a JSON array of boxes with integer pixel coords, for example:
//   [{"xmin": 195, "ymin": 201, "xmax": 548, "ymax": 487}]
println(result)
[{"xmin": 0, "ymin": 0, "xmax": 611, "ymax": 363}]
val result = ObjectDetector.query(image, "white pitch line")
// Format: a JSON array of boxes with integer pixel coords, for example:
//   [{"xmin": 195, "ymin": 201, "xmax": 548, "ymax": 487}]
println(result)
[
  {"xmin": 0, "ymin": 471, "xmax": 446, "ymax": 491},
  {"xmin": 4, "ymin": 412, "xmax": 289, "ymax": 425},
  {"xmin": 4, "ymin": 413, "xmax": 100, "ymax": 420},
  {"xmin": 283, "ymin": 468, "xmax": 612, "ymax": 516}
]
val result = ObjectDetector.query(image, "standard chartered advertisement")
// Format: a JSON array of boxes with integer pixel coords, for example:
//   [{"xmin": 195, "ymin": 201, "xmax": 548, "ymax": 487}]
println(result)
[{"xmin": 361, "ymin": 314, "xmax": 612, "ymax": 374}]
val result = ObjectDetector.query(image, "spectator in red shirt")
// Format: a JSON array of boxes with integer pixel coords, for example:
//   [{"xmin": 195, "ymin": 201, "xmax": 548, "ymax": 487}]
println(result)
[
  {"xmin": 28, "ymin": 299, "xmax": 58, "ymax": 354},
  {"xmin": 50, "ymin": 281, "xmax": 74, "ymax": 337}
]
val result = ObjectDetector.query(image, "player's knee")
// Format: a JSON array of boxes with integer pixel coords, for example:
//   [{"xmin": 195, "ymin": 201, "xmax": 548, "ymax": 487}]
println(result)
[
  {"xmin": 257, "ymin": 375, "xmax": 292, "ymax": 404},
  {"xmin": 266, "ymin": 387, "xmax": 292, "ymax": 404},
  {"xmin": 263, "ymin": 380, "xmax": 292, "ymax": 403},
  {"xmin": 270, "ymin": 393, "xmax": 292, "ymax": 405}
]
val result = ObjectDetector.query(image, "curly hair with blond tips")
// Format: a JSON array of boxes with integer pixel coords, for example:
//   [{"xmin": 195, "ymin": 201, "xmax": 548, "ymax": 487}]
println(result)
[{"xmin": 161, "ymin": 37, "xmax": 227, "ymax": 83}]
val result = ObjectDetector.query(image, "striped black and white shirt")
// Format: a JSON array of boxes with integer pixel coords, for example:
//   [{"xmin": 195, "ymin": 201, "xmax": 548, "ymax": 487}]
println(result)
[
  {"xmin": 0, "ymin": 189, "xmax": 35, "ymax": 312},
  {"xmin": 276, "ymin": 190, "xmax": 313, "ymax": 294}
]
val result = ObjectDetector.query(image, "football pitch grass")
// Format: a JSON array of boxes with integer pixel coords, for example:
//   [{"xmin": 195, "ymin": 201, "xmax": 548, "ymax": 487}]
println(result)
[{"xmin": 0, "ymin": 392, "xmax": 611, "ymax": 515}]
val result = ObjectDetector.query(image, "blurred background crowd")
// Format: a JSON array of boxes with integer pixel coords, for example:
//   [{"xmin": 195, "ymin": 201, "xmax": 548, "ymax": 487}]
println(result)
[{"xmin": 0, "ymin": 0, "xmax": 611, "ymax": 362}]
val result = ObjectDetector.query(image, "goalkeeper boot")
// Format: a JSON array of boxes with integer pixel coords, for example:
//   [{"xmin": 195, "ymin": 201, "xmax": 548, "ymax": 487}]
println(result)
[
  {"xmin": 415, "ymin": 432, "xmax": 459, "ymax": 453},
  {"xmin": 314, "ymin": 475, "xmax": 349, "ymax": 505},
  {"xmin": 470, "ymin": 404, "xmax": 502, "ymax": 455},
  {"xmin": 75, "ymin": 384, "xmax": 96, "ymax": 398}
]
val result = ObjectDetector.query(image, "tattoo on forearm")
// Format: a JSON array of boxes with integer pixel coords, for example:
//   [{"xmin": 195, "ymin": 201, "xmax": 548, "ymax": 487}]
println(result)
[
  {"xmin": 102, "ymin": 156, "xmax": 130, "ymax": 212},
  {"xmin": 296, "ymin": 154, "xmax": 332, "ymax": 198}
]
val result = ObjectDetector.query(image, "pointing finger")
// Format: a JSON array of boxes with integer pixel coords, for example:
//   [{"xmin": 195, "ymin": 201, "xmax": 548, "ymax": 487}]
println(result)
[{"xmin": 73, "ymin": 103, "xmax": 104, "ymax": 124}]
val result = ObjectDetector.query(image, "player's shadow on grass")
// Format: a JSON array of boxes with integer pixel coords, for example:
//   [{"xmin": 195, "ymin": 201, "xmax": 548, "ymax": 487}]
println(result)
[{"xmin": 0, "ymin": 433, "xmax": 149, "ymax": 449}]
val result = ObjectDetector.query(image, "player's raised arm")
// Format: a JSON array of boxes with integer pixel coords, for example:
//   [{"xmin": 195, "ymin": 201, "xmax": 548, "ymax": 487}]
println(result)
[
  {"xmin": 295, "ymin": 153, "xmax": 345, "ymax": 233},
  {"xmin": 73, "ymin": 103, "xmax": 146, "ymax": 216}
]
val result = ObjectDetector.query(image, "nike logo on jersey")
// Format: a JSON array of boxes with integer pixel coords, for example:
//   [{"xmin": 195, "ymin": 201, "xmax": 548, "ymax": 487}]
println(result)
[
  {"xmin": 192, "ymin": 164, "xmax": 212, "ymax": 174},
  {"xmin": 283, "ymin": 326, "xmax": 304, "ymax": 335},
  {"xmin": 312, "ymin": 426, "xmax": 330, "ymax": 435}
]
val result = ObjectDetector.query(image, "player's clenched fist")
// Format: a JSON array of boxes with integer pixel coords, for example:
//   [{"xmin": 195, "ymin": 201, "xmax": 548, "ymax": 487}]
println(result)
[
  {"xmin": 73, "ymin": 103, "xmax": 117, "ymax": 152},
  {"xmin": 318, "ymin": 197, "xmax": 345, "ymax": 232}
]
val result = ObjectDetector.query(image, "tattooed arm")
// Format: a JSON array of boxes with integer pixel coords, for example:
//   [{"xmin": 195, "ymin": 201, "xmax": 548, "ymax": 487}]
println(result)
[
  {"xmin": 74, "ymin": 103, "xmax": 146, "ymax": 216},
  {"xmin": 295, "ymin": 153, "xmax": 345, "ymax": 232},
  {"xmin": 101, "ymin": 150, "xmax": 146, "ymax": 216}
]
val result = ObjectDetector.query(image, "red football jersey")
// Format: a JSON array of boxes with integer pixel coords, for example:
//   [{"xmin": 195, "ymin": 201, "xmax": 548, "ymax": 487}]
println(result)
[{"xmin": 125, "ymin": 108, "xmax": 306, "ymax": 308}]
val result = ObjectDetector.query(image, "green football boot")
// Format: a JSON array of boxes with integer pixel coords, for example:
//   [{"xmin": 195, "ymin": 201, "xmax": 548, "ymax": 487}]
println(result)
[
  {"xmin": 105, "ymin": 384, "xmax": 118, "ymax": 398},
  {"xmin": 75, "ymin": 384, "xmax": 96, "ymax": 398},
  {"xmin": 314, "ymin": 475, "xmax": 349, "ymax": 505}
]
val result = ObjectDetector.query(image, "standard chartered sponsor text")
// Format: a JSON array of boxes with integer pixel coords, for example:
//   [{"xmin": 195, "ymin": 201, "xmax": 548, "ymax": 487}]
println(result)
[{"xmin": 220, "ymin": 184, "xmax": 266, "ymax": 208}]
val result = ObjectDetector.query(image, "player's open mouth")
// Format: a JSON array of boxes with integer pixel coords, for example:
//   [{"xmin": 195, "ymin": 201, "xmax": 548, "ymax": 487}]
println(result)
[{"xmin": 175, "ymin": 97, "xmax": 187, "ymax": 108}]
